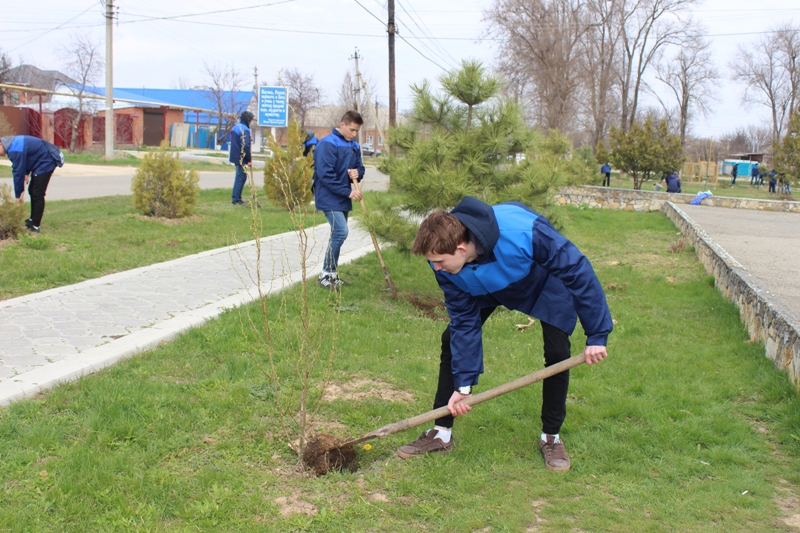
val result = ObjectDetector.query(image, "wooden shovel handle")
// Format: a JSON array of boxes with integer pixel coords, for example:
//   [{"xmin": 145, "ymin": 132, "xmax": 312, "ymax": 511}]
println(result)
[
  {"xmin": 345, "ymin": 353, "xmax": 587, "ymax": 446},
  {"xmin": 351, "ymin": 178, "xmax": 398, "ymax": 299}
]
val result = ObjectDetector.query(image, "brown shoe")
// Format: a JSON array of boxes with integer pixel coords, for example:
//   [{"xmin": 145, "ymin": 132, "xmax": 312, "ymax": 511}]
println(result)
[
  {"xmin": 540, "ymin": 435, "xmax": 571, "ymax": 472},
  {"xmin": 396, "ymin": 429, "xmax": 454, "ymax": 459}
]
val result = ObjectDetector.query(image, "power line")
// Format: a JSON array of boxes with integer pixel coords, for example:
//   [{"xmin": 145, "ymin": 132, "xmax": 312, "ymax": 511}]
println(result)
[
  {"xmin": 120, "ymin": 0, "xmax": 297, "ymax": 24},
  {"xmin": 398, "ymin": 0, "xmax": 459, "ymax": 59},
  {"xmin": 7, "ymin": 2, "xmax": 98, "ymax": 52},
  {"xmin": 351, "ymin": 0, "xmax": 448, "ymax": 71}
]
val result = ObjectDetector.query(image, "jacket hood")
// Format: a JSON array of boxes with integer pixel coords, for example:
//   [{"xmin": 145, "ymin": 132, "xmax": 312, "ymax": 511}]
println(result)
[
  {"xmin": 450, "ymin": 196, "xmax": 500, "ymax": 254},
  {"xmin": 0, "ymin": 136, "xmax": 13, "ymax": 152}
]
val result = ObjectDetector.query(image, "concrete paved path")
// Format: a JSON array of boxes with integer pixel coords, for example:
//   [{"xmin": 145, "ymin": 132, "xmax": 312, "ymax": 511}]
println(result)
[{"xmin": 0, "ymin": 223, "xmax": 377, "ymax": 405}]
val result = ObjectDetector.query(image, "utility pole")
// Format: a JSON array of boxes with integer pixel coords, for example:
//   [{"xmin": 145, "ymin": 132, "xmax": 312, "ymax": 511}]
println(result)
[
  {"xmin": 352, "ymin": 48, "xmax": 363, "ymax": 146},
  {"xmin": 104, "ymin": 0, "xmax": 115, "ymax": 160},
  {"xmin": 388, "ymin": 0, "xmax": 396, "ymax": 150}
]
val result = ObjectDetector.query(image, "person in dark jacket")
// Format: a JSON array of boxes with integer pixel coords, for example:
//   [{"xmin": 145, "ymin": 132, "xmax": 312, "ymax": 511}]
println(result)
[
  {"xmin": 0, "ymin": 135, "xmax": 62, "ymax": 232},
  {"xmin": 396, "ymin": 196, "xmax": 613, "ymax": 472},
  {"xmin": 769, "ymin": 170, "xmax": 778, "ymax": 193},
  {"xmin": 751, "ymin": 163, "xmax": 759, "ymax": 185},
  {"xmin": 731, "ymin": 164, "xmax": 738, "ymax": 185},
  {"xmin": 600, "ymin": 162, "xmax": 611, "ymax": 187},
  {"xmin": 302, "ymin": 129, "xmax": 318, "ymax": 158},
  {"xmin": 665, "ymin": 172, "xmax": 681, "ymax": 193},
  {"xmin": 312, "ymin": 110, "xmax": 365, "ymax": 290},
  {"xmin": 228, "ymin": 111, "xmax": 253, "ymax": 205}
]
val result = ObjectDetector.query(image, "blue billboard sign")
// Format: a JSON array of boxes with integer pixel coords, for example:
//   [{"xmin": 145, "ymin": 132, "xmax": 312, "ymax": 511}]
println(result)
[{"xmin": 257, "ymin": 86, "xmax": 288, "ymax": 127}]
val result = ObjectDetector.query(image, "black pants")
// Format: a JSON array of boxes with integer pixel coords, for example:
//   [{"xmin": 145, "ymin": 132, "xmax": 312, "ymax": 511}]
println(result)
[
  {"xmin": 28, "ymin": 171, "xmax": 53, "ymax": 227},
  {"xmin": 602, "ymin": 173, "xmax": 611, "ymax": 187},
  {"xmin": 432, "ymin": 308, "xmax": 571, "ymax": 435}
]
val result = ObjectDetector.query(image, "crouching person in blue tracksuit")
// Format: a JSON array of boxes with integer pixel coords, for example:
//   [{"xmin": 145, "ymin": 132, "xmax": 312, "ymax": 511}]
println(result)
[
  {"xmin": 0, "ymin": 135, "xmax": 62, "ymax": 232},
  {"xmin": 396, "ymin": 196, "xmax": 613, "ymax": 472}
]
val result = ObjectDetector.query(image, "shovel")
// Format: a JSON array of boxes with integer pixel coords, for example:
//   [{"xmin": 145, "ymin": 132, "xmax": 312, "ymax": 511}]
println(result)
[
  {"xmin": 341, "ymin": 352, "xmax": 586, "ymax": 448},
  {"xmin": 351, "ymin": 179, "xmax": 398, "ymax": 299}
]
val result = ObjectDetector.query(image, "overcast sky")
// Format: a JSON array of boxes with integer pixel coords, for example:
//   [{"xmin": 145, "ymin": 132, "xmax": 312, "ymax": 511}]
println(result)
[{"xmin": 3, "ymin": 0, "xmax": 800, "ymax": 140}]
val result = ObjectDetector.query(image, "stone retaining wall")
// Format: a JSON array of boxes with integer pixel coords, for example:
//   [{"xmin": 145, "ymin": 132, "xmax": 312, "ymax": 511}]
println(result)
[
  {"xmin": 663, "ymin": 204, "xmax": 800, "ymax": 392},
  {"xmin": 555, "ymin": 186, "xmax": 800, "ymax": 213}
]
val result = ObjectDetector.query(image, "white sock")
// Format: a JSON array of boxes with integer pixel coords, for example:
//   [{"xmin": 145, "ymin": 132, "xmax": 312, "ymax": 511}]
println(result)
[
  {"xmin": 541, "ymin": 433, "xmax": 560, "ymax": 443},
  {"xmin": 432, "ymin": 426, "xmax": 452, "ymax": 443}
]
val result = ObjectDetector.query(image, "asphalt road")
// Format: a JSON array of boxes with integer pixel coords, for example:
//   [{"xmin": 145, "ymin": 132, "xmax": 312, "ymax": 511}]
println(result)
[{"xmin": 0, "ymin": 161, "xmax": 390, "ymax": 200}]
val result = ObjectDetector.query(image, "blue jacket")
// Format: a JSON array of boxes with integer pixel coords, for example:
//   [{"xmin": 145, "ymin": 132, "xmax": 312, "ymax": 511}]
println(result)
[
  {"xmin": 228, "ymin": 121, "xmax": 251, "ymax": 165},
  {"xmin": 312, "ymin": 128, "xmax": 364, "ymax": 212},
  {"xmin": 1, "ymin": 135, "xmax": 59, "ymax": 199},
  {"xmin": 600, "ymin": 163, "xmax": 611, "ymax": 174},
  {"xmin": 665, "ymin": 173, "xmax": 681, "ymax": 193},
  {"xmin": 433, "ymin": 197, "xmax": 613, "ymax": 387}
]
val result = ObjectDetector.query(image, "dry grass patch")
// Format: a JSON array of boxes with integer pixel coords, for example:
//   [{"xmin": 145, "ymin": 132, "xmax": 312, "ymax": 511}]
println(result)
[{"xmin": 321, "ymin": 377, "xmax": 414, "ymax": 404}]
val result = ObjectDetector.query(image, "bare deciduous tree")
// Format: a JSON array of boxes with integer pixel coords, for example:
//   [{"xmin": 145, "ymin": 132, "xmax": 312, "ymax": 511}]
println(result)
[
  {"xmin": 731, "ymin": 23, "xmax": 800, "ymax": 140},
  {"xmin": 577, "ymin": 0, "xmax": 620, "ymax": 148},
  {"xmin": 487, "ymin": 0, "xmax": 590, "ymax": 132},
  {"xmin": 616, "ymin": 0, "xmax": 695, "ymax": 132},
  {"xmin": 653, "ymin": 32, "xmax": 718, "ymax": 146},
  {"xmin": 203, "ymin": 62, "xmax": 248, "ymax": 141},
  {"xmin": 60, "ymin": 34, "xmax": 103, "ymax": 153},
  {"xmin": 280, "ymin": 68, "xmax": 322, "ymax": 129},
  {"xmin": 0, "ymin": 50, "xmax": 12, "ymax": 105},
  {"xmin": 720, "ymin": 128, "xmax": 750, "ymax": 155}
]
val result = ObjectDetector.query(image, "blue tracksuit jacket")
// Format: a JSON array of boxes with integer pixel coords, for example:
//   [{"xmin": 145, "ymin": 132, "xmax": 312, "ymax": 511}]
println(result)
[
  {"xmin": 2, "ymin": 135, "xmax": 58, "ymax": 199},
  {"xmin": 228, "ymin": 121, "xmax": 251, "ymax": 166},
  {"xmin": 434, "ymin": 197, "xmax": 613, "ymax": 387},
  {"xmin": 312, "ymin": 128, "xmax": 364, "ymax": 212}
]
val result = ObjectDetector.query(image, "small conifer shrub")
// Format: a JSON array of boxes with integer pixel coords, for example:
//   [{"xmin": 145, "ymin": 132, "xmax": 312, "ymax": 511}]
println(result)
[
  {"xmin": 0, "ymin": 184, "xmax": 26, "ymax": 240},
  {"xmin": 132, "ymin": 142, "xmax": 200, "ymax": 218}
]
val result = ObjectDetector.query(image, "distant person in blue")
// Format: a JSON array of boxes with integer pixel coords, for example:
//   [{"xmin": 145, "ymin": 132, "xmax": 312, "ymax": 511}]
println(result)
[
  {"xmin": 312, "ymin": 110, "xmax": 365, "ymax": 290},
  {"xmin": 665, "ymin": 172, "xmax": 681, "ymax": 193},
  {"xmin": 600, "ymin": 162, "xmax": 611, "ymax": 187},
  {"xmin": 769, "ymin": 170, "xmax": 777, "ymax": 194},
  {"xmin": 730, "ymin": 164, "xmax": 738, "ymax": 185},
  {"xmin": 0, "ymin": 135, "xmax": 63, "ymax": 233},
  {"xmin": 302, "ymin": 129, "xmax": 318, "ymax": 158},
  {"xmin": 751, "ymin": 163, "xmax": 759, "ymax": 185},
  {"xmin": 229, "ymin": 111, "xmax": 253, "ymax": 206}
]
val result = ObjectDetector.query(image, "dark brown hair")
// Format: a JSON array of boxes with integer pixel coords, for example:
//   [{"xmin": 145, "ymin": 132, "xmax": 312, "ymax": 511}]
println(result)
[
  {"xmin": 411, "ymin": 210, "xmax": 469, "ymax": 255},
  {"xmin": 340, "ymin": 110, "xmax": 364, "ymax": 126}
]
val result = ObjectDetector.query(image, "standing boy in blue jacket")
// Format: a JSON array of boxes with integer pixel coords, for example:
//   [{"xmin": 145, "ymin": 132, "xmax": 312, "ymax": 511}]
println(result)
[
  {"xmin": 397, "ymin": 196, "xmax": 613, "ymax": 472},
  {"xmin": 0, "ymin": 135, "xmax": 62, "ymax": 232},
  {"xmin": 229, "ymin": 111, "xmax": 253, "ymax": 206},
  {"xmin": 312, "ymin": 110, "xmax": 365, "ymax": 290}
]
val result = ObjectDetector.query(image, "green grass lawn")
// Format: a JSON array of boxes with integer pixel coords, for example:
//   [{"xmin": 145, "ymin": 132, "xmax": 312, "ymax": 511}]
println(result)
[
  {"xmin": 0, "ymin": 188, "xmax": 316, "ymax": 300},
  {"xmin": 0, "ymin": 207, "xmax": 798, "ymax": 531}
]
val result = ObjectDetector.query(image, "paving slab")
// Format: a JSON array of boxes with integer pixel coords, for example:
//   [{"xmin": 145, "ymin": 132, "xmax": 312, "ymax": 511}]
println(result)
[{"xmin": 0, "ymin": 223, "xmax": 377, "ymax": 405}]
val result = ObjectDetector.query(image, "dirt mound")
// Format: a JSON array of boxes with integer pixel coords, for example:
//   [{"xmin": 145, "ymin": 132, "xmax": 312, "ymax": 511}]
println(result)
[{"xmin": 301, "ymin": 433, "xmax": 358, "ymax": 476}]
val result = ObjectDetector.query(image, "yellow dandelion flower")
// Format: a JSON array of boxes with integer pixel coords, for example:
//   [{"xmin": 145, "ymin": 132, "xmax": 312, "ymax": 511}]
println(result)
[{"xmin": 363, "ymin": 444, "xmax": 372, "ymax": 451}]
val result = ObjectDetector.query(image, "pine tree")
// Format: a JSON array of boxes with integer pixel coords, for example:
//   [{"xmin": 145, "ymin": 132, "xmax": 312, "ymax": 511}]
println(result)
[{"xmin": 368, "ymin": 60, "xmax": 593, "ymax": 250}]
